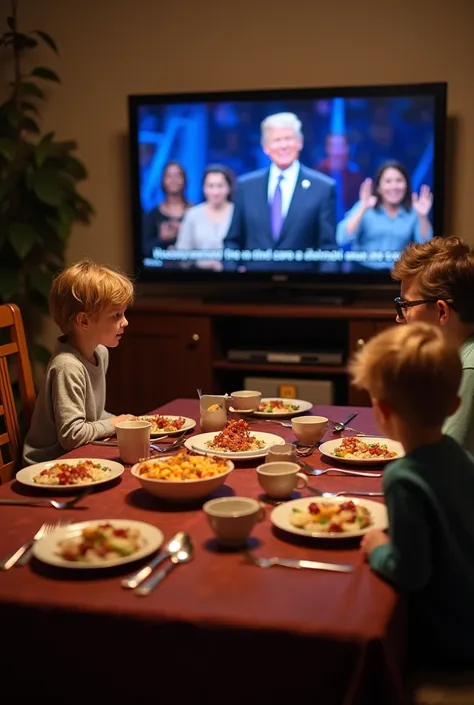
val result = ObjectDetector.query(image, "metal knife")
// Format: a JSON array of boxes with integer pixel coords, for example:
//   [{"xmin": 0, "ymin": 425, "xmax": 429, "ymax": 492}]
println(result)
[
  {"xmin": 270, "ymin": 558, "xmax": 354, "ymax": 572},
  {"xmin": 121, "ymin": 531, "xmax": 186, "ymax": 588}
]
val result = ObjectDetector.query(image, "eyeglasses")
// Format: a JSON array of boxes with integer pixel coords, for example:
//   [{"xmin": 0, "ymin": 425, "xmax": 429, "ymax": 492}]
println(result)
[{"xmin": 394, "ymin": 296, "xmax": 455, "ymax": 320}]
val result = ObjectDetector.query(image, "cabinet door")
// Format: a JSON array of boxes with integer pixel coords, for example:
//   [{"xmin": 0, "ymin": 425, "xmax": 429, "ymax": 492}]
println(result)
[
  {"xmin": 106, "ymin": 314, "xmax": 212, "ymax": 415},
  {"xmin": 347, "ymin": 319, "xmax": 394, "ymax": 406}
]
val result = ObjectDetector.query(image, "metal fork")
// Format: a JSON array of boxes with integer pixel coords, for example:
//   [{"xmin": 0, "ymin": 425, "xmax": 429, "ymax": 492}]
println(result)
[
  {"xmin": 0, "ymin": 487, "xmax": 91, "ymax": 510},
  {"xmin": 15, "ymin": 519, "xmax": 72, "ymax": 567},
  {"xmin": 253, "ymin": 418, "xmax": 292, "ymax": 428},
  {"xmin": 243, "ymin": 550, "xmax": 354, "ymax": 573},
  {"xmin": 0, "ymin": 522, "xmax": 57, "ymax": 570}
]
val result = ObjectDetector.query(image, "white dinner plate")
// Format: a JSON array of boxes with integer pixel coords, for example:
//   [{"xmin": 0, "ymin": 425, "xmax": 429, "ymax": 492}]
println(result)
[
  {"xmin": 138, "ymin": 415, "xmax": 196, "ymax": 437},
  {"xmin": 253, "ymin": 398, "xmax": 313, "ymax": 418},
  {"xmin": 318, "ymin": 437, "xmax": 404, "ymax": 465},
  {"xmin": 33, "ymin": 519, "xmax": 164, "ymax": 569},
  {"xmin": 184, "ymin": 431, "xmax": 285, "ymax": 460},
  {"xmin": 271, "ymin": 496, "xmax": 388, "ymax": 539},
  {"xmin": 16, "ymin": 458, "xmax": 124, "ymax": 491}
]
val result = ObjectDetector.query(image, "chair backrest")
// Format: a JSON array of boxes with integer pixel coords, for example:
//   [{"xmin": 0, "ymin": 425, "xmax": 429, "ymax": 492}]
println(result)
[{"xmin": 0, "ymin": 303, "xmax": 36, "ymax": 483}]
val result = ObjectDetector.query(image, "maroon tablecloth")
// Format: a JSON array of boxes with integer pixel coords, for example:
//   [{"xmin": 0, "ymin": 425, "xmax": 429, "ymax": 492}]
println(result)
[{"xmin": 0, "ymin": 401, "xmax": 406, "ymax": 704}]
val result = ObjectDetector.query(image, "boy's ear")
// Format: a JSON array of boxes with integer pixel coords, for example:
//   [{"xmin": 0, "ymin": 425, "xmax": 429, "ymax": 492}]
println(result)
[
  {"xmin": 437, "ymin": 300, "xmax": 451, "ymax": 326},
  {"xmin": 75, "ymin": 312, "xmax": 90, "ymax": 330}
]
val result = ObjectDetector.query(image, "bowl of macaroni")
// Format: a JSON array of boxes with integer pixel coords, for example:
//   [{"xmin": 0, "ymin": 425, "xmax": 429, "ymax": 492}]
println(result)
[{"xmin": 131, "ymin": 451, "xmax": 234, "ymax": 503}]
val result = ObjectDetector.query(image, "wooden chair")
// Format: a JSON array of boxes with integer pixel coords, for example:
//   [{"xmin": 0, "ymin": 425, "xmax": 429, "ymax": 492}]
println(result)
[{"xmin": 0, "ymin": 303, "xmax": 36, "ymax": 483}]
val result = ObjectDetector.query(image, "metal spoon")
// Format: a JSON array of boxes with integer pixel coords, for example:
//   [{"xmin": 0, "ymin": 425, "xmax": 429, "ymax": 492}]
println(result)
[
  {"xmin": 134, "ymin": 536, "xmax": 194, "ymax": 596},
  {"xmin": 332, "ymin": 413, "xmax": 358, "ymax": 432},
  {"xmin": 121, "ymin": 531, "xmax": 189, "ymax": 589}
]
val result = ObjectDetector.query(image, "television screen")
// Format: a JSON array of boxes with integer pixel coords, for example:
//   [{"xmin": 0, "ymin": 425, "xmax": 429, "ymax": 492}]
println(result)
[{"xmin": 128, "ymin": 82, "xmax": 447, "ymax": 282}]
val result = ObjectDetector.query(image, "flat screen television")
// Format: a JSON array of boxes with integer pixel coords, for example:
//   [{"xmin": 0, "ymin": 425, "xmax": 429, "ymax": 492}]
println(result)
[{"xmin": 128, "ymin": 82, "xmax": 447, "ymax": 294}]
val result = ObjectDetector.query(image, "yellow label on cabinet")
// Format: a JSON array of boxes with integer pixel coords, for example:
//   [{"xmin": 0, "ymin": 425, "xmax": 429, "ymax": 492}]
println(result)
[{"xmin": 279, "ymin": 384, "xmax": 297, "ymax": 398}]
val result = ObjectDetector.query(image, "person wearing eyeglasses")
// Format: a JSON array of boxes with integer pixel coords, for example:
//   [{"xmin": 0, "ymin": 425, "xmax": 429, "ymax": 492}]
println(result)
[{"xmin": 391, "ymin": 236, "xmax": 474, "ymax": 455}]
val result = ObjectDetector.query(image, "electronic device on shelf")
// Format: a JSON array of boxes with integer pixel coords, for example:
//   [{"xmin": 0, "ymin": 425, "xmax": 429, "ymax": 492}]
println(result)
[
  {"xmin": 128, "ymin": 81, "xmax": 447, "ymax": 300},
  {"xmin": 227, "ymin": 349, "xmax": 344, "ymax": 366}
]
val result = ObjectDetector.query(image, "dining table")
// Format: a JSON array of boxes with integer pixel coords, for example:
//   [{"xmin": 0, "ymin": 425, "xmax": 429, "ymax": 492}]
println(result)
[{"xmin": 0, "ymin": 400, "xmax": 407, "ymax": 705}]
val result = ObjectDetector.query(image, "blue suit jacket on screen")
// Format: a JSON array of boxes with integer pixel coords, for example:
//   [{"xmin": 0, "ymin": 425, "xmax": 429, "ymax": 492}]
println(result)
[{"xmin": 223, "ymin": 164, "xmax": 337, "ymax": 271}]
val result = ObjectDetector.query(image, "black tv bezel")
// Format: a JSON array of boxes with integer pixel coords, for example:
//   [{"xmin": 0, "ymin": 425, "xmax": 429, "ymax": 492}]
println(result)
[{"xmin": 128, "ymin": 81, "xmax": 447, "ymax": 289}]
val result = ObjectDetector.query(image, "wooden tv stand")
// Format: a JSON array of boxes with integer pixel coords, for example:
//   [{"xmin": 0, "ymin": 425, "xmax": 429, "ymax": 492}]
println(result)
[{"xmin": 105, "ymin": 297, "xmax": 396, "ymax": 415}]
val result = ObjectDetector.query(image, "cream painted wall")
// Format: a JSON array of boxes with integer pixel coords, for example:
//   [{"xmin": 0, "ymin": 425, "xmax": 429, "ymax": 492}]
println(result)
[{"xmin": 6, "ymin": 0, "xmax": 474, "ymax": 275}]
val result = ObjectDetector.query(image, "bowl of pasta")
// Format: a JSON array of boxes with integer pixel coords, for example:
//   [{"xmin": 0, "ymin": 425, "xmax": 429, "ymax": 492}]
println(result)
[{"xmin": 131, "ymin": 451, "xmax": 234, "ymax": 502}]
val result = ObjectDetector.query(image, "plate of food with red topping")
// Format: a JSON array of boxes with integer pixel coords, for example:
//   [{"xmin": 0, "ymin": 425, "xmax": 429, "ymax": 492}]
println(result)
[
  {"xmin": 185, "ymin": 419, "xmax": 285, "ymax": 459},
  {"xmin": 33, "ymin": 519, "xmax": 164, "ymax": 569},
  {"xmin": 271, "ymin": 496, "xmax": 388, "ymax": 539},
  {"xmin": 318, "ymin": 436, "xmax": 404, "ymax": 465},
  {"xmin": 138, "ymin": 414, "xmax": 196, "ymax": 437},
  {"xmin": 252, "ymin": 398, "xmax": 313, "ymax": 417},
  {"xmin": 16, "ymin": 458, "xmax": 124, "ymax": 490}
]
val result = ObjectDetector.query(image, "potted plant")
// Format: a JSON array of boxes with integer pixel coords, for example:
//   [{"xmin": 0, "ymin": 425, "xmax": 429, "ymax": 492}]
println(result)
[{"xmin": 0, "ymin": 0, "xmax": 93, "ymax": 364}]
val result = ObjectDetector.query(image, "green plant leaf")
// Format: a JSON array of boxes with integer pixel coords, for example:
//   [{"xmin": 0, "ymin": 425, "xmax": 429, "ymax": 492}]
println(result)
[
  {"xmin": 0, "ymin": 137, "xmax": 15, "ymax": 160},
  {"xmin": 29, "ymin": 268, "xmax": 53, "ymax": 299},
  {"xmin": 34, "ymin": 131, "xmax": 54, "ymax": 167},
  {"xmin": 31, "ymin": 343, "xmax": 52, "ymax": 365},
  {"xmin": 14, "ymin": 33, "xmax": 38, "ymax": 51},
  {"xmin": 33, "ymin": 30, "xmax": 59, "ymax": 54},
  {"xmin": 22, "ymin": 116, "xmax": 40, "ymax": 134},
  {"xmin": 19, "ymin": 82, "xmax": 45, "ymax": 99},
  {"xmin": 31, "ymin": 67, "xmax": 61, "ymax": 83},
  {"xmin": 20, "ymin": 100, "xmax": 39, "ymax": 114},
  {"xmin": 46, "ymin": 210, "xmax": 72, "ymax": 241},
  {"xmin": 62, "ymin": 155, "xmax": 88, "ymax": 180},
  {"xmin": 8, "ymin": 222, "xmax": 38, "ymax": 259},
  {"xmin": 32, "ymin": 168, "xmax": 63, "ymax": 206},
  {"xmin": 6, "ymin": 16, "xmax": 14, "ymax": 30},
  {"xmin": 0, "ymin": 268, "xmax": 20, "ymax": 301}
]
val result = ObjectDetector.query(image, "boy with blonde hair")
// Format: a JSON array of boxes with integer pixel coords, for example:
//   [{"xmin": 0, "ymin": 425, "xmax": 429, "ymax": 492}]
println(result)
[
  {"xmin": 23, "ymin": 260, "xmax": 135, "ymax": 465},
  {"xmin": 349, "ymin": 322, "xmax": 474, "ymax": 668},
  {"xmin": 392, "ymin": 236, "xmax": 474, "ymax": 454}
]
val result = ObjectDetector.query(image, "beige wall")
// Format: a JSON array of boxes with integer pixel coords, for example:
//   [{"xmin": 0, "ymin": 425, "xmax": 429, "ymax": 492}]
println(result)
[{"xmin": 4, "ymin": 0, "xmax": 474, "ymax": 273}]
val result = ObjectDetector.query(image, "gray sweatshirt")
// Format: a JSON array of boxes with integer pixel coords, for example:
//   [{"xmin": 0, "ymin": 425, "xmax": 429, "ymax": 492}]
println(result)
[{"xmin": 23, "ymin": 338, "xmax": 115, "ymax": 466}]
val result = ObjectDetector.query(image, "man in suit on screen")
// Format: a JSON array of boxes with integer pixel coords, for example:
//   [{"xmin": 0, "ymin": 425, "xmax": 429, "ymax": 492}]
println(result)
[{"xmin": 222, "ymin": 112, "xmax": 337, "ymax": 271}]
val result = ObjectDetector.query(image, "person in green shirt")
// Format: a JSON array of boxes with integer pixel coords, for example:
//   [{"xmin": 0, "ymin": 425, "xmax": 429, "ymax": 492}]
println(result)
[
  {"xmin": 349, "ymin": 321, "xmax": 474, "ymax": 669},
  {"xmin": 391, "ymin": 236, "xmax": 474, "ymax": 455}
]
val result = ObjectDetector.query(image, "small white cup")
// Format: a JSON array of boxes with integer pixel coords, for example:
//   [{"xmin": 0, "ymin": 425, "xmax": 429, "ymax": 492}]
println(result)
[
  {"xmin": 115, "ymin": 420, "xmax": 151, "ymax": 464},
  {"xmin": 265, "ymin": 442, "xmax": 298, "ymax": 464},
  {"xmin": 256, "ymin": 461, "xmax": 308, "ymax": 499},
  {"xmin": 230, "ymin": 390, "xmax": 262, "ymax": 411},
  {"xmin": 203, "ymin": 496, "xmax": 265, "ymax": 546},
  {"xmin": 292, "ymin": 416, "xmax": 328, "ymax": 446}
]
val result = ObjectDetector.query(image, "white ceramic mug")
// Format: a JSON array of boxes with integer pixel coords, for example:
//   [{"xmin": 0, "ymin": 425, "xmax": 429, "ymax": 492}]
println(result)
[
  {"xmin": 115, "ymin": 420, "xmax": 151, "ymax": 464},
  {"xmin": 265, "ymin": 442, "xmax": 298, "ymax": 464},
  {"xmin": 256, "ymin": 461, "xmax": 308, "ymax": 499},
  {"xmin": 203, "ymin": 496, "xmax": 265, "ymax": 546},
  {"xmin": 291, "ymin": 416, "xmax": 328, "ymax": 446},
  {"xmin": 230, "ymin": 390, "xmax": 262, "ymax": 411}
]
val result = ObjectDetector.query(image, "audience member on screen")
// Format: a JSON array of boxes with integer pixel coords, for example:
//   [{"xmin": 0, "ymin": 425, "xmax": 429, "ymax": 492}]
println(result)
[
  {"xmin": 391, "ymin": 236, "xmax": 474, "ymax": 455},
  {"xmin": 222, "ymin": 112, "xmax": 337, "ymax": 271},
  {"xmin": 175, "ymin": 165, "xmax": 235, "ymax": 271},
  {"xmin": 316, "ymin": 133, "xmax": 364, "ymax": 207},
  {"xmin": 349, "ymin": 322, "xmax": 474, "ymax": 670},
  {"xmin": 23, "ymin": 260, "xmax": 136, "ymax": 465},
  {"xmin": 336, "ymin": 160, "xmax": 433, "ymax": 270},
  {"xmin": 143, "ymin": 161, "xmax": 191, "ymax": 255}
]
